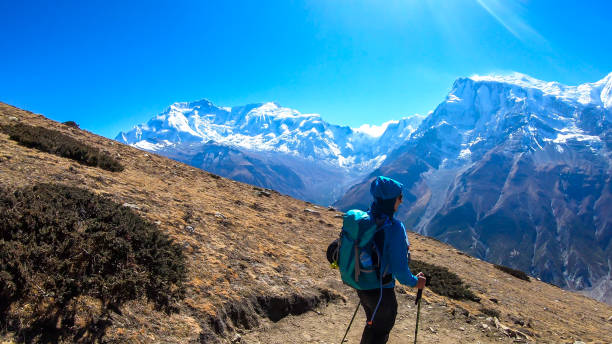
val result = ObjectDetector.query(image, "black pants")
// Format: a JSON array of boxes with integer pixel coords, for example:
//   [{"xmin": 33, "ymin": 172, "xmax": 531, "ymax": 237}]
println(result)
[{"xmin": 357, "ymin": 288, "xmax": 397, "ymax": 344}]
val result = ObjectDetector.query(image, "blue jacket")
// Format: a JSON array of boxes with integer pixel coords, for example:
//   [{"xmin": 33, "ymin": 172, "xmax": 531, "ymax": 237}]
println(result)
[
  {"xmin": 368, "ymin": 214, "xmax": 418, "ymax": 289},
  {"xmin": 381, "ymin": 217, "xmax": 418, "ymax": 288}
]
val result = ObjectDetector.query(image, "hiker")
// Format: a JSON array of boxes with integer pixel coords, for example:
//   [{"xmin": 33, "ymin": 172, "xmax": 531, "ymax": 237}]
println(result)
[
  {"xmin": 358, "ymin": 176, "xmax": 426, "ymax": 343},
  {"xmin": 333, "ymin": 176, "xmax": 427, "ymax": 344}
]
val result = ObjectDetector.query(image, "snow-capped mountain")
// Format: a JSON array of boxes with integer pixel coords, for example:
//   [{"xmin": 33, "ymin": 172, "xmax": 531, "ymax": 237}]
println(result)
[
  {"xmin": 116, "ymin": 100, "xmax": 423, "ymax": 203},
  {"xmin": 336, "ymin": 72, "xmax": 612, "ymax": 304},
  {"xmin": 403, "ymin": 72, "xmax": 611, "ymax": 169},
  {"xmin": 117, "ymin": 100, "xmax": 422, "ymax": 171}
]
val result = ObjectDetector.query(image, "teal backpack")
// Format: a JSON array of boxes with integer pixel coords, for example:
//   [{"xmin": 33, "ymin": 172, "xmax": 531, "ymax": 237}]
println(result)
[
  {"xmin": 338, "ymin": 209, "xmax": 386, "ymax": 289},
  {"xmin": 326, "ymin": 209, "xmax": 392, "ymax": 324}
]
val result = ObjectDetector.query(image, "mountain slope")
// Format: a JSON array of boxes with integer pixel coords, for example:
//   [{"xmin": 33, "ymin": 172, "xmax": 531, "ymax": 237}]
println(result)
[
  {"xmin": 159, "ymin": 140, "xmax": 351, "ymax": 205},
  {"xmin": 336, "ymin": 72, "xmax": 612, "ymax": 304},
  {"xmin": 116, "ymin": 100, "xmax": 423, "ymax": 204},
  {"xmin": 1, "ymin": 103, "xmax": 611, "ymax": 343}
]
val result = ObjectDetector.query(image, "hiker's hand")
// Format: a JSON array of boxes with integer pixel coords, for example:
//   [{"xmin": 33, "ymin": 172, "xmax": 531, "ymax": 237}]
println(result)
[{"xmin": 416, "ymin": 272, "xmax": 426, "ymax": 289}]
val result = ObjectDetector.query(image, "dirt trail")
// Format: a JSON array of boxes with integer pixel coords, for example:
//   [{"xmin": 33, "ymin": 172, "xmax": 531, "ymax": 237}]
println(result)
[{"xmin": 242, "ymin": 292, "xmax": 515, "ymax": 344}]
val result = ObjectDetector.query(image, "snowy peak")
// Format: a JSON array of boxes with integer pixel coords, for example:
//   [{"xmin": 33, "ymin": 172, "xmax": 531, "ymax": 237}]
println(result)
[
  {"xmin": 408, "ymin": 72, "xmax": 612, "ymax": 168},
  {"xmin": 244, "ymin": 101, "xmax": 318, "ymax": 119},
  {"xmin": 169, "ymin": 98, "xmax": 217, "ymax": 111},
  {"xmin": 467, "ymin": 72, "xmax": 612, "ymax": 109}
]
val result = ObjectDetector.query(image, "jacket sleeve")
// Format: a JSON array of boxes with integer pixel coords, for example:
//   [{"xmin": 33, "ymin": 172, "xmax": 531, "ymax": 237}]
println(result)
[{"xmin": 387, "ymin": 222, "xmax": 418, "ymax": 287}]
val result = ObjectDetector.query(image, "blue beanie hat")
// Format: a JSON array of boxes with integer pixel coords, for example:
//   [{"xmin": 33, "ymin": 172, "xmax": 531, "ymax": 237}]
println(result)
[{"xmin": 370, "ymin": 176, "xmax": 403, "ymax": 200}]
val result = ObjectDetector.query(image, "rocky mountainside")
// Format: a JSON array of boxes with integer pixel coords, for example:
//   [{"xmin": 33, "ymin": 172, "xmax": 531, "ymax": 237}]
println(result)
[
  {"xmin": 116, "ymin": 100, "xmax": 423, "ymax": 204},
  {"xmin": 336, "ymin": 72, "xmax": 612, "ymax": 304},
  {"xmin": 1, "ymin": 103, "xmax": 612, "ymax": 343}
]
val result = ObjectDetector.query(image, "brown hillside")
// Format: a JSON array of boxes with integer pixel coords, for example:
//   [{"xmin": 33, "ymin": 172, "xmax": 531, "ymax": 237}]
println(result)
[{"xmin": 1, "ymin": 102, "xmax": 611, "ymax": 344}]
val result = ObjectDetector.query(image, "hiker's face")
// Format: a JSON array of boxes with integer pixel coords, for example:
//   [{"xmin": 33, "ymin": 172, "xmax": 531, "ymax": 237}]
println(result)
[{"xmin": 394, "ymin": 194, "xmax": 402, "ymax": 211}]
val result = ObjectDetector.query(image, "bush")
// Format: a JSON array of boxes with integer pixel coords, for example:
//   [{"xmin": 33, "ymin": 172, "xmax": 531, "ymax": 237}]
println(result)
[
  {"xmin": 1, "ymin": 123, "xmax": 124, "ymax": 172},
  {"xmin": 480, "ymin": 307, "xmax": 501, "ymax": 318},
  {"xmin": 494, "ymin": 264, "xmax": 530, "ymax": 282},
  {"xmin": 62, "ymin": 121, "xmax": 79, "ymax": 129},
  {"xmin": 409, "ymin": 259, "xmax": 480, "ymax": 302},
  {"xmin": 0, "ymin": 184, "xmax": 186, "ymax": 342}
]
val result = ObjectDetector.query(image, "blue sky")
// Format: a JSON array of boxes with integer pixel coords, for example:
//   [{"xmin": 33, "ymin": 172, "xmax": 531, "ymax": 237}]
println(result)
[{"xmin": 0, "ymin": 0, "xmax": 610, "ymax": 138}]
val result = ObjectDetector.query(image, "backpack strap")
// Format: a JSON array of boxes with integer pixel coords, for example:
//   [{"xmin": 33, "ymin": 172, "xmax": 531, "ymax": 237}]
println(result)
[
  {"xmin": 354, "ymin": 244, "xmax": 360, "ymax": 281},
  {"xmin": 340, "ymin": 231, "xmax": 363, "ymax": 282},
  {"xmin": 367, "ymin": 215, "xmax": 394, "ymax": 326}
]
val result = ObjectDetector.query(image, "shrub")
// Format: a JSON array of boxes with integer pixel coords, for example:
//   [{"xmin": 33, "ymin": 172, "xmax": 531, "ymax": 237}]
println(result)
[
  {"xmin": 0, "ymin": 123, "xmax": 124, "ymax": 172},
  {"xmin": 480, "ymin": 307, "xmax": 501, "ymax": 318},
  {"xmin": 62, "ymin": 121, "xmax": 79, "ymax": 128},
  {"xmin": 494, "ymin": 264, "xmax": 530, "ymax": 282},
  {"xmin": 0, "ymin": 184, "xmax": 186, "ymax": 342},
  {"xmin": 409, "ymin": 259, "xmax": 480, "ymax": 302}
]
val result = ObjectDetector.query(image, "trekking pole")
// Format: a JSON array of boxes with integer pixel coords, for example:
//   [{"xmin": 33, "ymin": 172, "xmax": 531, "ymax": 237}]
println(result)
[
  {"xmin": 413, "ymin": 288, "xmax": 423, "ymax": 344},
  {"xmin": 340, "ymin": 301, "xmax": 360, "ymax": 344}
]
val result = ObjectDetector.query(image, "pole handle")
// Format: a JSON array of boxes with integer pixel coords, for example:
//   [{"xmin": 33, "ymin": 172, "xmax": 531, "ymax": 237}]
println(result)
[{"xmin": 415, "ymin": 288, "xmax": 423, "ymax": 305}]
